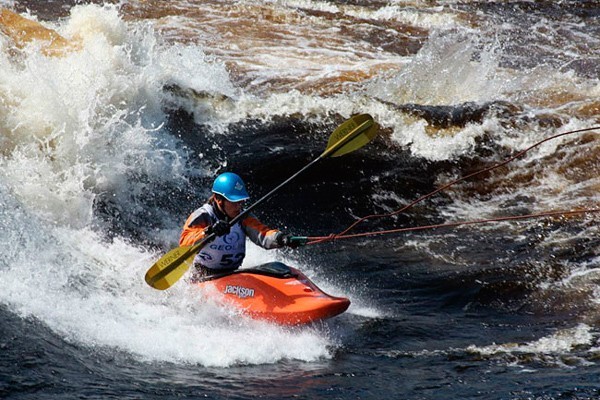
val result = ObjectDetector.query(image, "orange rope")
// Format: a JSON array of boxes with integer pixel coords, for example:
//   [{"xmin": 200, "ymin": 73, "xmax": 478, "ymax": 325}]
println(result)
[
  {"xmin": 306, "ymin": 208, "xmax": 600, "ymax": 244},
  {"xmin": 306, "ymin": 126, "xmax": 600, "ymax": 245}
]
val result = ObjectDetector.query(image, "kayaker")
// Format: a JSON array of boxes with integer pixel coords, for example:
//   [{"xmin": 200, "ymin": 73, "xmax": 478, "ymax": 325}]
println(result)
[{"xmin": 180, "ymin": 172, "xmax": 299, "ymax": 279}]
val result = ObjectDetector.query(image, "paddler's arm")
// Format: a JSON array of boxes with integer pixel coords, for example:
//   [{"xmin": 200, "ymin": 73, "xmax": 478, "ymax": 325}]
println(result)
[
  {"xmin": 241, "ymin": 214, "xmax": 304, "ymax": 249},
  {"xmin": 179, "ymin": 210, "xmax": 213, "ymax": 246},
  {"xmin": 241, "ymin": 213, "xmax": 285, "ymax": 249}
]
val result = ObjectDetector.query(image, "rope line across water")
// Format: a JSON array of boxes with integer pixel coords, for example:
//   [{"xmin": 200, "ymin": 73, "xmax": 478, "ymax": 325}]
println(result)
[{"xmin": 306, "ymin": 126, "xmax": 600, "ymax": 245}]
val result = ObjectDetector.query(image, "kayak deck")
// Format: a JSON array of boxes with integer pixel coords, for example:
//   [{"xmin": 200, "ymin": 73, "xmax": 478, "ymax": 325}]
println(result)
[{"xmin": 195, "ymin": 262, "xmax": 350, "ymax": 325}]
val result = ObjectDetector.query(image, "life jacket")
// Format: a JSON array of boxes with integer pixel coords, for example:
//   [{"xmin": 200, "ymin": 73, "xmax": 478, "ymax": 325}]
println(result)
[
  {"xmin": 179, "ymin": 203, "xmax": 281, "ymax": 271},
  {"xmin": 179, "ymin": 204, "xmax": 244, "ymax": 270}
]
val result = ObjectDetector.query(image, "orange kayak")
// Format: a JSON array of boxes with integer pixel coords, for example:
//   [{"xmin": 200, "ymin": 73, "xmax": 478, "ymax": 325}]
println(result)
[{"xmin": 195, "ymin": 262, "xmax": 350, "ymax": 325}]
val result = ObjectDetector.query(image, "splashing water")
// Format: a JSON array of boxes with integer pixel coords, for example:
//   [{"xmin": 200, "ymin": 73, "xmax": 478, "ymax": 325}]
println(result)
[{"xmin": 0, "ymin": 4, "xmax": 339, "ymax": 366}]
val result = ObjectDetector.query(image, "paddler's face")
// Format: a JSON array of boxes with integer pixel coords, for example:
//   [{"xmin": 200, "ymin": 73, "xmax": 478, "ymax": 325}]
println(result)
[{"xmin": 221, "ymin": 199, "xmax": 244, "ymax": 218}]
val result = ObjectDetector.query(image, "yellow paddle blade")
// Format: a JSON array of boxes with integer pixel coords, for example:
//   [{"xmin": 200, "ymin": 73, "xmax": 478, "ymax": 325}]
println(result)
[
  {"xmin": 325, "ymin": 114, "xmax": 379, "ymax": 158},
  {"xmin": 144, "ymin": 246, "xmax": 196, "ymax": 290}
]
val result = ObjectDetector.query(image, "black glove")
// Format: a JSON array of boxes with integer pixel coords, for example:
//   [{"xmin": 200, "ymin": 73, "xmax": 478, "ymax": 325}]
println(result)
[
  {"xmin": 277, "ymin": 233, "xmax": 304, "ymax": 249},
  {"xmin": 207, "ymin": 220, "xmax": 230, "ymax": 237}
]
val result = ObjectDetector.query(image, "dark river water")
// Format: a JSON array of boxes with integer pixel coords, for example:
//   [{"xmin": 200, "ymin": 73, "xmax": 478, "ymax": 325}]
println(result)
[{"xmin": 1, "ymin": 1, "xmax": 599, "ymax": 399}]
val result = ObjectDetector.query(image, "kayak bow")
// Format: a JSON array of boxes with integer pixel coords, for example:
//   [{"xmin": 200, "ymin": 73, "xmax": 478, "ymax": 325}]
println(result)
[{"xmin": 195, "ymin": 262, "xmax": 350, "ymax": 325}]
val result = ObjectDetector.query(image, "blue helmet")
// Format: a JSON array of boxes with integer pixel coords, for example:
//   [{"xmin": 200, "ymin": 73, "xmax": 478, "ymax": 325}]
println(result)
[{"xmin": 211, "ymin": 172, "xmax": 250, "ymax": 202}]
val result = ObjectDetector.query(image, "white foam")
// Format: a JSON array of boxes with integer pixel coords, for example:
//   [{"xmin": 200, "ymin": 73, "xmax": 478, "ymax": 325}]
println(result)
[
  {"xmin": 0, "ymin": 195, "xmax": 333, "ymax": 366},
  {"xmin": 467, "ymin": 324, "xmax": 594, "ymax": 357},
  {"xmin": 368, "ymin": 33, "xmax": 510, "ymax": 106},
  {"xmin": 280, "ymin": 0, "xmax": 459, "ymax": 30},
  {"xmin": 378, "ymin": 324, "xmax": 597, "ymax": 364}
]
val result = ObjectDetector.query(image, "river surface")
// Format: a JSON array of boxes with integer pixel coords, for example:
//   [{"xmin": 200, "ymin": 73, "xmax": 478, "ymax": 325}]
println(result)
[{"xmin": 0, "ymin": 1, "xmax": 599, "ymax": 399}]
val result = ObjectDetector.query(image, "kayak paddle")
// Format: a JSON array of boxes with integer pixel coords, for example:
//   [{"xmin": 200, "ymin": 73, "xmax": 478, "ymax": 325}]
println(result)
[{"xmin": 145, "ymin": 113, "xmax": 379, "ymax": 290}]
